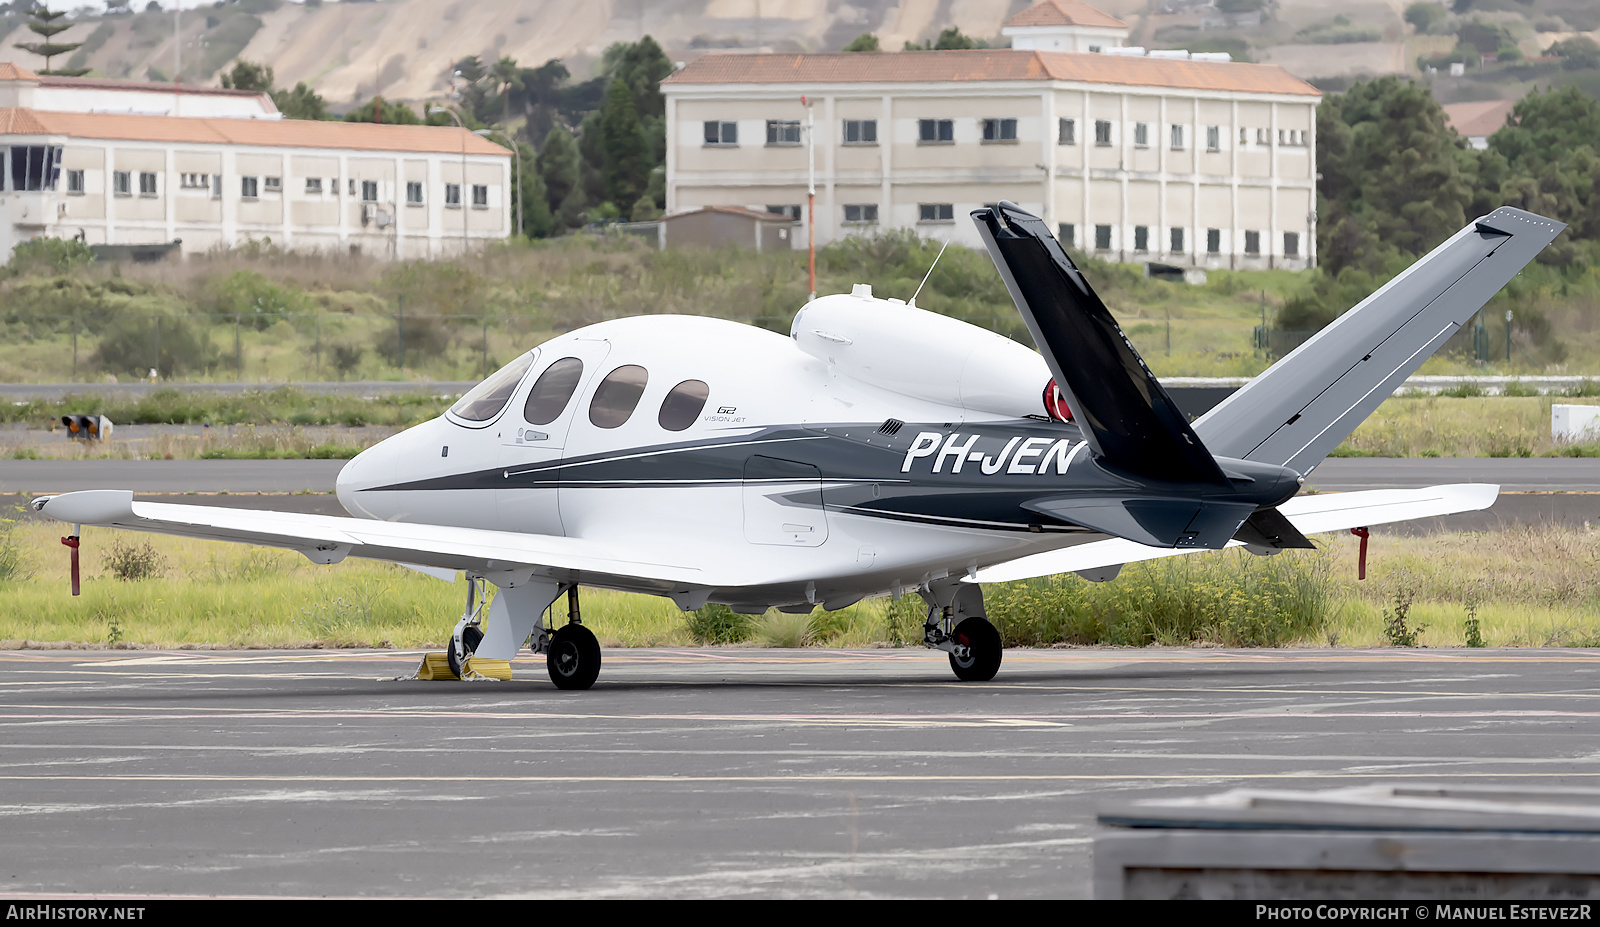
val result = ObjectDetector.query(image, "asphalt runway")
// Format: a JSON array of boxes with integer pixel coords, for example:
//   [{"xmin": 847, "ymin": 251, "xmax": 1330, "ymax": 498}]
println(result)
[{"xmin": 0, "ymin": 648, "xmax": 1596, "ymax": 898}]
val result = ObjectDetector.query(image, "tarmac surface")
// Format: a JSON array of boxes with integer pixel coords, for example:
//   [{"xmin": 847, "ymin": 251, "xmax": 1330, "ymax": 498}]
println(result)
[{"xmin": 1, "ymin": 648, "xmax": 1597, "ymax": 899}]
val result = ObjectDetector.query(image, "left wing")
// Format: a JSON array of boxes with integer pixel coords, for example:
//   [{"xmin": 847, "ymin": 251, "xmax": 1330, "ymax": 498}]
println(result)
[
  {"xmin": 31, "ymin": 490, "xmax": 714, "ymax": 589},
  {"xmin": 970, "ymin": 483, "xmax": 1497, "ymax": 583}
]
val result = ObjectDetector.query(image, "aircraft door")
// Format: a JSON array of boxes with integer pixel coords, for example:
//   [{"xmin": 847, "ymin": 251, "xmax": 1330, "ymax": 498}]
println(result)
[
  {"xmin": 742, "ymin": 455, "xmax": 829, "ymax": 547},
  {"xmin": 497, "ymin": 339, "xmax": 611, "ymax": 535}
]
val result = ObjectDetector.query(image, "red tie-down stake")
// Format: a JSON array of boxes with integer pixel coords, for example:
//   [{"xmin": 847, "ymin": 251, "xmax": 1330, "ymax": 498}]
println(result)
[
  {"xmin": 1351, "ymin": 527, "xmax": 1370, "ymax": 581},
  {"xmin": 61, "ymin": 530, "xmax": 80, "ymax": 596}
]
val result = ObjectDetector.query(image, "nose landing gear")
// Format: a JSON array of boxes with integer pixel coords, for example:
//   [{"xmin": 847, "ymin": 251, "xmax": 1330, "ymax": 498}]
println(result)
[
  {"xmin": 924, "ymin": 603, "xmax": 1003, "ymax": 682},
  {"xmin": 447, "ymin": 575, "xmax": 488, "ymax": 678}
]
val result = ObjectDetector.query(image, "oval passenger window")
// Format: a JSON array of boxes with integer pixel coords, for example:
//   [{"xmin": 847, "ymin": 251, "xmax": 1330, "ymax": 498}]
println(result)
[
  {"xmin": 588, "ymin": 365, "xmax": 649, "ymax": 429},
  {"xmin": 658, "ymin": 379, "xmax": 709, "ymax": 432},
  {"xmin": 449, "ymin": 352, "xmax": 535, "ymax": 422},
  {"xmin": 523, "ymin": 357, "xmax": 584, "ymax": 425}
]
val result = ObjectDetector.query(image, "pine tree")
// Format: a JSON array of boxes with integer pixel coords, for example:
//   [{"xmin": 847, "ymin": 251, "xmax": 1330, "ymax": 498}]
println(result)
[
  {"xmin": 14, "ymin": 6, "xmax": 91, "ymax": 77},
  {"xmin": 536, "ymin": 126, "xmax": 581, "ymax": 227},
  {"xmin": 599, "ymin": 76, "xmax": 650, "ymax": 211}
]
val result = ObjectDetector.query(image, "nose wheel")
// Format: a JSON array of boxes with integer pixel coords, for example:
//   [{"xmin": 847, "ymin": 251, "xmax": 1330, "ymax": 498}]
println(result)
[
  {"xmin": 947, "ymin": 616, "xmax": 1002, "ymax": 682},
  {"xmin": 447, "ymin": 624, "xmax": 484, "ymax": 679}
]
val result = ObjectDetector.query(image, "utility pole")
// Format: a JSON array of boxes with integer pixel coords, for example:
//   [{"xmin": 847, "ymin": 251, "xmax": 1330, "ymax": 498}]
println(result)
[{"xmin": 804, "ymin": 94, "xmax": 815, "ymax": 303}]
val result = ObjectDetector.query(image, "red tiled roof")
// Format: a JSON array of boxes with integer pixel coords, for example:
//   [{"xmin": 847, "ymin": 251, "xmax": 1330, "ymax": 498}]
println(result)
[
  {"xmin": 1004, "ymin": 0, "xmax": 1128, "ymax": 30},
  {"xmin": 0, "ymin": 62, "xmax": 41, "ymax": 81},
  {"xmin": 41, "ymin": 74, "xmax": 276, "ymax": 101},
  {"xmin": 0, "ymin": 107, "xmax": 511, "ymax": 156},
  {"xmin": 1442, "ymin": 99, "xmax": 1516, "ymax": 138},
  {"xmin": 664, "ymin": 49, "xmax": 1320, "ymax": 97}
]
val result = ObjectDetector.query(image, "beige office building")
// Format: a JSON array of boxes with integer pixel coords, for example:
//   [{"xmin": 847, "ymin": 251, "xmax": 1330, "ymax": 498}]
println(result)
[
  {"xmin": 661, "ymin": 0, "xmax": 1321, "ymax": 269},
  {"xmin": 1, "ymin": 63, "xmax": 512, "ymax": 262}
]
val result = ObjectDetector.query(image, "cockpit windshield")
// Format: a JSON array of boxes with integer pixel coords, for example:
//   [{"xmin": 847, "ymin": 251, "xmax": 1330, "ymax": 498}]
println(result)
[{"xmin": 449, "ymin": 352, "xmax": 536, "ymax": 422}]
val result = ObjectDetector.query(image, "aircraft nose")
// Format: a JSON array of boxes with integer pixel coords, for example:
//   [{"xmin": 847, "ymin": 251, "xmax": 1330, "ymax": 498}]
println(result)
[{"xmin": 336, "ymin": 443, "xmax": 395, "ymax": 516}]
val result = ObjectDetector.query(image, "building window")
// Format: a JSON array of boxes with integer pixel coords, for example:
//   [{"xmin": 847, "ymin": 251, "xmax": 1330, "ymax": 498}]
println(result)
[
  {"xmin": 918, "ymin": 203, "xmax": 954, "ymax": 223},
  {"xmin": 406, "ymin": 181, "xmax": 423, "ymax": 205},
  {"xmin": 766, "ymin": 204, "xmax": 801, "ymax": 220},
  {"xmin": 65, "ymin": 169, "xmax": 84, "ymax": 195},
  {"xmin": 1170, "ymin": 227, "xmax": 1184, "ymax": 252},
  {"xmin": 918, "ymin": 119, "xmax": 954, "ymax": 143},
  {"xmin": 361, "ymin": 180, "xmax": 378, "ymax": 203},
  {"xmin": 445, "ymin": 183, "xmax": 461, "ymax": 207},
  {"xmin": 1058, "ymin": 118, "xmax": 1075, "ymax": 145},
  {"xmin": 842, "ymin": 119, "xmax": 877, "ymax": 144},
  {"xmin": 1058, "ymin": 223, "xmax": 1075, "ymax": 246},
  {"xmin": 1094, "ymin": 224, "xmax": 1112, "ymax": 250},
  {"xmin": 843, "ymin": 204, "xmax": 878, "ymax": 224},
  {"xmin": 1134, "ymin": 123, "xmax": 1149, "ymax": 148},
  {"xmin": 1088, "ymin": 44, "xmax": 1102, "ymax": 52},
  {"xmin": 138, "ymin": 171, "xmax": 158, "ymax": 196},
  {"xmin": 981, "ymin": 118, "xmax": 1018, "ymax": 142},
  {"xmin": 1284, "ymin": 232, "xmax": 1300, "ymax": 257},
  {"xmin": 305, "ymin": 177, "xmax": 323, "ymax": 194},
  {"xmin": 1133, "ymin": 225, "xmax": 1149, "ymax": 252},
  {"xmin": 241, "ymin": 176, "xmax": 258, "ymax": 199},
  {"xmin": 180, "ymin": 172, "xmax": 209, "ymax": 189},
  {"xmin": 1094, "ymin": 119, "xmax": 1112, "ymax": 146},
  {"xmin": 1240, "ymin": 127, "xmax": 1248, "ymax": 145},
  {"xmin": 1170, "ymin": 124, "xmax": 1185, "ymax": 150},
  {"xmin": 212, "ymin": 174, "xmax": 222, "ymax": 198},
  {"xmin": 1206, "ymin": 125, "xmax": 1220, "ymax": 152},
  {"xmin": 472, "ymin": 184, "xmax": 488, "ymax": 207},
  {"xmin": 264, "ymin": 176, "xmax": 281, "ymax": 192},
  {"xmin": 1256, "ymin": 128, "xmax": 1268, "ymax": 146},
  {"xmin": 1244, "ymin": 230, "xmax": 1261, "ymax": 254},
  {"xmin": 1207, "ymin": 228, "xmax": 1221, "ymax": 254},
  {"xmin": 348, "ymin": 178, "xmax": 356, "ymax": 196},
  {"xmin": 703, "ymin": 121, "xmax": 738, "ymax": 146},
  {"xmin": 766, "ymin": 119, "xmax": 801, "ymax": 146}
]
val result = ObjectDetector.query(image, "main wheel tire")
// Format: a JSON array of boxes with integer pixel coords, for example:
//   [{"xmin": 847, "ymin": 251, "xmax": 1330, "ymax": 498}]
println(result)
[
  {"xmin": 547, "ymin": 624, "xmax": 602, "ymax": 690},
  {"xmin": 948, "ymin": 616, "xmax": 1002, "ymax": 682},
  {"xmin": 447, "ymin": 625, "xmax": 484, "ymax": 679}
]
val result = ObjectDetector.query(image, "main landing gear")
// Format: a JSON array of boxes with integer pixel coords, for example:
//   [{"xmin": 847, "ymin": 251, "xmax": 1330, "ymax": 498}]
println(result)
[
  {"xmin": 924, "ymin": 603, "xmax": 1002, "ymax": 682},
  {"xmin": 541, "ymin": 585, "xmax": 601, "ymax": 690}
]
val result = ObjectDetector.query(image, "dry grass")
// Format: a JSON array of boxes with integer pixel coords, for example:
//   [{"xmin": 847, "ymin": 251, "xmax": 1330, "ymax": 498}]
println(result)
[
  {"xmin": 1336, "ymin": 395, "xmax": 1600, "ymax": 458},
  {"xmin": 0, "ymin": 510, "xmax": 1596, "ymax": 651}
]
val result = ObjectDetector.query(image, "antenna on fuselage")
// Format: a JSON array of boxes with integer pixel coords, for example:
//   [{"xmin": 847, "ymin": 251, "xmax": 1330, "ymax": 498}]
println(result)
[{"xmin": 909, "ymin": 236, "xmax": 952, "ymax": 308}]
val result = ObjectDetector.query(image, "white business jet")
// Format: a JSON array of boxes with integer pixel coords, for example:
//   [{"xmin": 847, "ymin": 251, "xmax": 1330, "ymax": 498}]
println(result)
[{"xmin": 32, "ymin": 204, "xmax": 1564, "ymax": 688}]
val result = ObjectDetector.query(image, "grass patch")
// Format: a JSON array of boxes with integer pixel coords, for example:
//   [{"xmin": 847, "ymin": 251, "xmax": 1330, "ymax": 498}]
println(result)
[
  {"xmin": 1333, "ymin": 395, "xmax": 1600, "ymax": 457},
  {"xmin": 1, "ymin": 515, "xmax": 1596, "ymax": 650},
  {"xmin": 199, "ymin": 443, "xmax": 363, "ymax": 460}
]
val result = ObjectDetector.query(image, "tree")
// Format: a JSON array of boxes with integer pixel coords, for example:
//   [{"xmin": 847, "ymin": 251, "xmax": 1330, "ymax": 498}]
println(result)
[
  {"xmin": 519, "ymin": 143, "xmax": 554, "ymax": 238},
  {"xmin": 103, "ymin": 0, "xmax": 132, "ymax": 15},
  {"xmin": 598, "ymin": 76, "xmax": 650, "ymax": 212},
  {"xmin": 219, "ymin": 60, "xmax": 274, "ymax": 93},
  {"xmin": 343, "ymin": 98, "xmax": 422, "ymax": 124},
  {"xmin": 1548, "ymin": 36, "xmax": 1600, "ymax": 71},
  {"xmin": 272, "ymin": 82, "xmax": 330, "ymax": 120},
  {"xmin": 452, "ymin": 54, "xmax": 486, "ymax": 85},
  {"xmin": 842, "ymin": 32, "xmax": 879, "ymax": 52},
  {"xmin": 14, "ymin": 5, "xmax": 90, "ymax": 76},
  {"xmin": 536, "ymin": 126, "xmax": 581, "ymax": 227},
  {"xmin": 934, "ymin": 27, "xmax": 983, "ymax": 49},
  {"xmin": 1486, "ymin": 86, "xmax": 1600, "ymax": 242},
  {"xmin": 490, "ymin": 55, "xmax": 522, "ymax": 127},
  {"xmin": 1403, "ymin": 2, "xmax": 1446, "ymax": 33},
  {"xmin": 1315, "ymin": 76, "xmax": 1478, "ymax": 273}
]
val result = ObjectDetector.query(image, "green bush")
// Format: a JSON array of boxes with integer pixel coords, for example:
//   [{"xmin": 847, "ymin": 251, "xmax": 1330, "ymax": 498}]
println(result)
[
  {"xmin": 685, "ymin": 603, "xmax": 752, "ymax": 645},
  {"xmin": 5, "ymin": 238, "xmax": 94, "ymax": 278},
  {"xmin": 202, "ymin": 270, "xmax": 307, "ymax": 330},
  {"xmin": 90, "ymin": 314, "xmax": 217, "ymax": 379},
  {"xmin": 0, "ymin": 517, "xmax": 31, "ymax": 583},
  {"xmin": 104, "ymin": 538, "xmax": 167, "ymax": 582},
  {"xmin": 986, "ymin": 549, "xmax": 1333, "ymax": 647}
]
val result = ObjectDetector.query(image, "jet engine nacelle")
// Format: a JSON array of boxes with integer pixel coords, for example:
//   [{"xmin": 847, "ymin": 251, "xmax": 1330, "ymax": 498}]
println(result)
[{"xmin": 791, "ymin": 290, "xmax": 1052, "ymax": 420}]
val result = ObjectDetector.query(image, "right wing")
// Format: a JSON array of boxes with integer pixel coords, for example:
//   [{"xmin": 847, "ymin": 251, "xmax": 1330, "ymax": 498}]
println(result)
[
  {"xmin": 31, "ymin": 490, "xmax": 714, "ymax": 590},
  {"xmin": 970, "ymin": 483, "xmax": 1498, "ymax": 583}
]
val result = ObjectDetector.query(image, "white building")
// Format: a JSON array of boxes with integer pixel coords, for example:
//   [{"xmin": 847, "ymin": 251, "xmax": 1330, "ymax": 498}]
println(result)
[
  {"xmin": 1, "ymin": 62, "xmax": 512, "ymax": 262},
  {"xmin": 661, "ymin": 0, "xmax": 1321, "ymax": 270},
  {"xmin": 1002, "ymin": 0, "xmax": 1130, "ymax": 54}
]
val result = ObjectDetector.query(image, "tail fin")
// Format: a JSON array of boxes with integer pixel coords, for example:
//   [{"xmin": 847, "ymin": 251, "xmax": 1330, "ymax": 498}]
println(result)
[
  {"xmin": 1194, "ymin": 207, "xmax": 1565, "ymax": 474},
  {"xmin": 972, "ymin": 202, "xmax": 1227, "ymax": 486}
]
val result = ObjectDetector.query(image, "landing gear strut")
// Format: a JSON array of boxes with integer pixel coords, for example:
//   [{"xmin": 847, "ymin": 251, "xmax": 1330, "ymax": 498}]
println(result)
[
  {"xmin": 924, "ymin": 603, "xmax": 1002, "ymax": 682},
  {"xmin": 447, "ymin": 575, "xmax": 488, "ymax": 678},
  {"xmin": 545, "ymin": 585, "xmax": 601, "ymax": 690}
]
